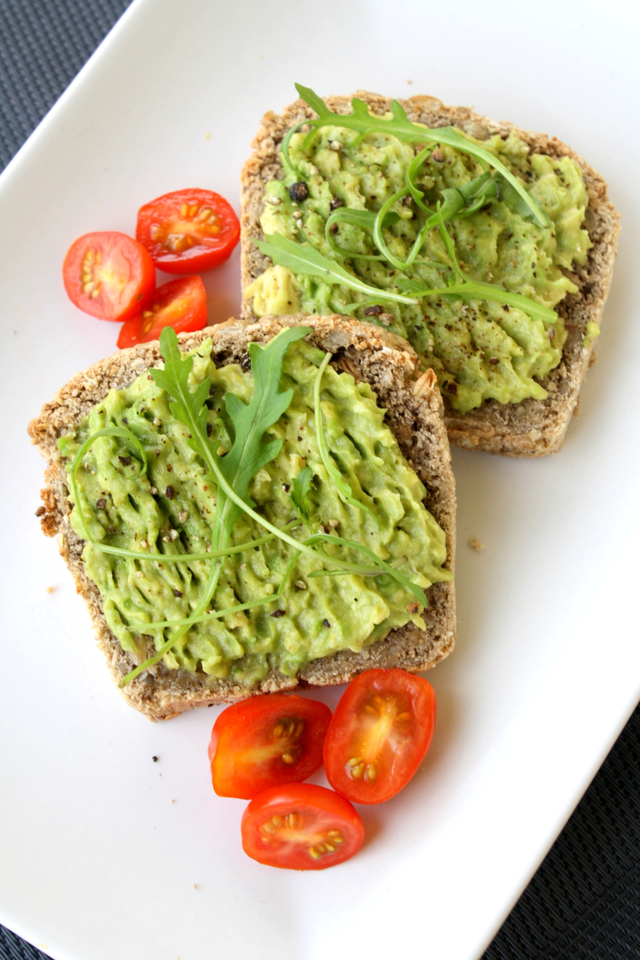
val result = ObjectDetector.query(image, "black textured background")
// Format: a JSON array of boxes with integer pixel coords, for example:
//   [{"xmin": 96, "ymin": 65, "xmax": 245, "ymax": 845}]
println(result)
[{"xmin": 1, "ymin": 1, "xmax": 638, "ymax": 958}]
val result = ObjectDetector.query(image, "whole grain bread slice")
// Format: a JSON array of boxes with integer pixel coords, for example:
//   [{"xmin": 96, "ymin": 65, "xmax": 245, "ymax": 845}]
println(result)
[
  {"xmin": 240, "ymin": 92, "xmax": 620, "ymax": 457},
  {"xmin": 28, "ymin": 315, "xmax": 456, "ymax": 720}
]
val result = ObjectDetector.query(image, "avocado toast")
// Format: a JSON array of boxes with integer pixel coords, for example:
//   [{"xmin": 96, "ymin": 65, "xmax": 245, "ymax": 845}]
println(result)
[
  {"xmin": 29, "ymin": 316, "xmax": 455, "ymax": 719},
  {"xmin": 240, "ymin": 87, "xmax": 619, "ymax": 456}
]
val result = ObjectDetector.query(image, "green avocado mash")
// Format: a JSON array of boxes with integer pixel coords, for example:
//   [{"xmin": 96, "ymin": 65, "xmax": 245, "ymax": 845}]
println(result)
[
  {"xmin": 60, "ymin": 337, "xmax": 451, "ymax": 687},
  {"xmin": 247, "ymin": 120, "xmax": 591, "ymax": 413},
  {"xmin": 583, "ymin": 321, "xmax": 600, "ymax": 349}
]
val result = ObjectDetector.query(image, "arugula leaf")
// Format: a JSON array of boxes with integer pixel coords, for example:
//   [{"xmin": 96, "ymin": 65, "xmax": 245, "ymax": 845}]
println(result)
[
  {"xmin": 326, "ymin": 207, "xmax": 399, "ymax": 233},
  {"xmin": 493, "ymin": 176, "xmax": 540, "ymax": 221},
  {"xmin": 314, "ymin": 353, "xmax": 380, "ymax": 529},
  {"xmin": 217, "ymin": 328, "xmax": 311, "ymax": 532},
  {"xmin": 255, "ymin": 234, "xmax": 419, "ymax": 306},
  {"xmin": 442, "ymin": 171, "xmax": 495, "ymax": 215},
  {"xmin": 368, "ymin": 172, "xmax": 498, "ymax": 273},
  {"xmin": 289, "ymin": 465, "xmax": 314, "ymax": 526},
  {"xmin": 280, "ymin": 119, "xmax": 311, "ymax": 178},
  {"xmin": 406, "ymin": 145, "xmax": 437, "ymax": 212},
  {"xmin": 371, "ymin": 186, "xmax": 415, "ymax": 271},
  {"xmin": 152, "ymin": 325, "xmax": 306, "ymax": 518},
  {"xmin": 439, "ymin": 173, "xmax": 540, "ymax": 223},
  {"xmin": 304, "ymin": 533, "xmax": 430, "ymax": 607},
  {"xmin": 436, "ymin": 206, "xmax": 466, "ymax": 280},
  {"xmin": 325, "ymin": 207, "xmax": 400, "ymax": 262},
  {"xmin": 297, "ymin": 84, "xmax": 332, "ymax": 119},
  {"xmin": 150, "ymin": 331, "xmax": 213, "ymax": 464},
  {"xmin": 407, "ymin": 146, "xmax": 494, "ymax": 219},
  {"xmin": 395, "ymin": 277, "xmax": 558, "ymax": 324},
  {"xmin": 295, "ymin": 84, "xmax": 550, "ymax": 228}
]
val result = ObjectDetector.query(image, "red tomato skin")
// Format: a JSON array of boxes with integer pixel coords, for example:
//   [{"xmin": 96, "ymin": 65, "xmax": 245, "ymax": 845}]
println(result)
[
  {"xmin": 116, "ymin": 276, "xmax": 207, "ymax": 349},
  {"xmin": 63, "ymin": 231, "xmax": 156, "ymax": 321},
  {"xmin": 324, "ymin": 668, "xmax": 437, "ymax": 805},
  {"xmin": 209, "ymin": 694, "xmax": 332, "ymax": 800},
  {"xmin": 136, "ymin": 188, "xmax": 240, "ymax": 274},
  {"xmin": 241, "ymin": 783, "xmax": 364, "ymax": 871}
]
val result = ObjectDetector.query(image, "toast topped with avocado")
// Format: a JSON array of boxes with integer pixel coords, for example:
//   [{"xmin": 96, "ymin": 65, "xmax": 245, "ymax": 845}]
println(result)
[
  {"xmin": 29, "ymin": 316, "xmax": 455, "ymax": 719},
  {"xmin": 240, "ymin": 86, "xmax": 619, "ymax": 456}
]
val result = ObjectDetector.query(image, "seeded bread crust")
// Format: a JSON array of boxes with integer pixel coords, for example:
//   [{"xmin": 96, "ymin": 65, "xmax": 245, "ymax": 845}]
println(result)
[
  {"xmin": 28, "ymin": 315, "xmax": 456, "ymax": 720},
  {"xmin": 240, "ymin": 92, "xmax": 620, "ymax": 457}
]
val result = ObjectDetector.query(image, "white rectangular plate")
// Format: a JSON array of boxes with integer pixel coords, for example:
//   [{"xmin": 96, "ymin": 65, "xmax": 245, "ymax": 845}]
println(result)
[{"xmin": 1, "ymin": 1, "xmax": 638, "ymax": 958}]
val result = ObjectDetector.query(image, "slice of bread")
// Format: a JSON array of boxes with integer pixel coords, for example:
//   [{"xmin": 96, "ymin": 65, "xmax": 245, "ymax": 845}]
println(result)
[
  {"xmin": 28, "ymin": 315, "xmax": 456, "ymax": 720},
  {"xmin": 240, "ymin": 92, "xmax": 620, "ymax": 457}
]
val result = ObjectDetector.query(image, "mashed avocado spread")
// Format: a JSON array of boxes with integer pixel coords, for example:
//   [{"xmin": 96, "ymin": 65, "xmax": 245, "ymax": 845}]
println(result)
[
  {"xmin": 59, "ymin": 335, "xmax": 451, "ymax": 687},
  {"xmin": 246, "ymin": 104, "xmax": 591, "ymax": 413}
]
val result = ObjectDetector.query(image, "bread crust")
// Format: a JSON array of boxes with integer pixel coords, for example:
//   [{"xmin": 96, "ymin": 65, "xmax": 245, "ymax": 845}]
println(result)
[
  {"xmin": 240, "ymin": 92, "xmax": 620, "ymax": 457},
  {"xmin": 28, "ymin": 316, "xmax": 456, "ymax": 719}
]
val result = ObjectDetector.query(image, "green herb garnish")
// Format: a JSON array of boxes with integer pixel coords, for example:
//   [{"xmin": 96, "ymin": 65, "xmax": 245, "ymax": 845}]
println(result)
[
  {"xmin": 253, "ymin": 85, "xmax": 558, "ymax": 332},
  {"xmin": 255, "ymin": 233, "xmax": 419, "ymax": 307},
  {"xmin": 325, "ymin": 207, "xmax": 400, "ymax": 262},
  {"xmin": 304, "ymin": 533, "xmax": 428, "ymax": 607},
  {"xmin": 292, "ymin": 84, "xmax": 549, "ymax": 228},
  {"xmin": 396, "ymin": 277, "xmax": 557, "ymax": 324},
  {"xmin": 395, "ymin": 207, "xmax": 558, "ymax": 324},
  {"xmin": 371, "ymin": 172, "xmax": 498, "ymax": 272}
]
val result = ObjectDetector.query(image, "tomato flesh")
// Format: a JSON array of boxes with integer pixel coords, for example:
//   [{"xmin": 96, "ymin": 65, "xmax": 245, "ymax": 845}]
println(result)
[
  {"xmin": 136, "ymin": 188, "xmax": 240, "ymax": 274},
  {"xmin": 241, "ymin": 783, "xmax": 364, "ymax": 870},
  {"xmin": 209, "ymin": 694, "xmax": 332, "ymax": 800},
  {"xmin": 62, "ymin": 231, "xmax": 156, "ymax": 322},
  {"xmin": 324, "ymin": 668, "xmax": 437, "ymax": 804},
  {"xmin": 116, "ymin": 276, "xmax": 207, "ymax": 348}
]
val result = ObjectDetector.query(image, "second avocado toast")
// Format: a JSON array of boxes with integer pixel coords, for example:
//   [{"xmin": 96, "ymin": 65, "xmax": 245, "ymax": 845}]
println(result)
[{"xmin": 241, "ymin": 85, "xmax": 619, "ymax": 456}]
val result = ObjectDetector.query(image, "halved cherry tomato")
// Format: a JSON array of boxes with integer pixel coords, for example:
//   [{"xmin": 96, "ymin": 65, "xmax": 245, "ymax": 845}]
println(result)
[
  {"xmin": 116, "ymin": 276, "xmax": 207, "ymax": 348},
  {"xmin": 323, "ymin": 668, "xmax": 437, "ymax": 804},
  {"xmin": 136, "ymin": 188, "xmax": 240, "ymax": 273},
  {"xmin": 209, "ymin": 694, "xmax": 332, "ymax": 800},
  {"xmin": 241, "ymin": 783, "xmax": 364, "ymax": 870},
  {"xmin": 62, "ymin": 231, "xmax": 156, "ymax": 321}
]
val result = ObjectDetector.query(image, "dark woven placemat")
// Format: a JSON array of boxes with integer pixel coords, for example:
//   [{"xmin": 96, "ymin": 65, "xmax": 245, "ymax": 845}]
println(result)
[{"xmin": 1, "ymin": 2, "xmax": 638, "ymax": 958}]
